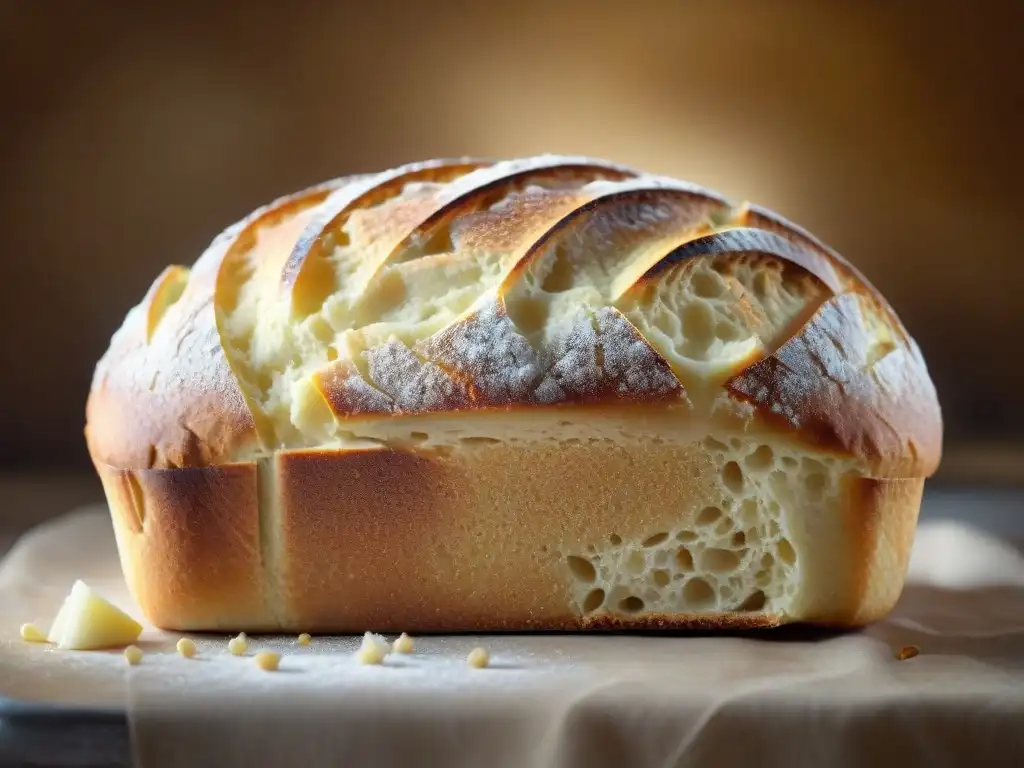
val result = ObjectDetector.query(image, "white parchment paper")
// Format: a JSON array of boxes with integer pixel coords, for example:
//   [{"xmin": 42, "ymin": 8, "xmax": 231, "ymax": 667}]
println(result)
[{"xmin": 2, "ymin": 506, "xmax": 1022, "ymax": 767}]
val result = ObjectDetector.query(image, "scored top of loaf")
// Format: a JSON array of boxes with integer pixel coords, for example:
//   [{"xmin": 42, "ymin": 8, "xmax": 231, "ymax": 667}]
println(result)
[{"xmin": 85, "ymin": 155, "xmax": 942, "ymax": 478}]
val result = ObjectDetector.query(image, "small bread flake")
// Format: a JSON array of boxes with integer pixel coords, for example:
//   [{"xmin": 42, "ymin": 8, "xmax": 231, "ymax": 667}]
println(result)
[
  {"xmin": 176, "ymin": 638, "xmax": 197, "ymax": 658},
  {"xmin": 467, "ymin": 647, "xmax": 490, "ymax": 669},
  {"xmin": 124, "ymin": 645, "xmax": 143, "ymax": 665},
  {"xmin": 254, "ymin": 651, "xmax": 281, "ymax": 671},
  {"xmin": 355, "ymin": 631, "xmax": 389, "ymax": 665},
  {"xmin": 297, "ymin": 633, "xmax": 312, "ymax": 647},
  {"xmin": 895, "ymin": 644, "xmax": 920, "ymax": 661},
  {"xmin": 20, "ymin": 623, "xmax": 47, "ymax": 643},
  {"xmin": 392, "ymin": 633, "xmax": 414, "ymax": 654},
  {"xmin": 228, "ymin": 634, "xmax": 248, "ymax": 656}
]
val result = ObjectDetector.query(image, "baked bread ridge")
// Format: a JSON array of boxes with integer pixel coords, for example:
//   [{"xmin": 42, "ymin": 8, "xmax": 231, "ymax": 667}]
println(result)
[
  {"xmin": 85, "ymin": 154, "xmax": 942, "ymax": 631},
  {"xmin": 85, "ymin": 174, "xmax": 364, "ymax": 470}
]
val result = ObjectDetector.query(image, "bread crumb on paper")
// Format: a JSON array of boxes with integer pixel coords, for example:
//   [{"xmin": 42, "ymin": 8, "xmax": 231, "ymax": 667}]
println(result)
[
  {"xmin": 176, "ymin": 638, "xmax": 197, "ymax": 658},
  {"xmin": 124, "ymin": 645, "xmax": 144, "ymax": 665},
  {"xmin": 895, "ymin": 644, "xmax": 919, "ymax": 660},
  {"xmin": 297, "ymin": 632, "xmax": 312, "ymax": 647},
  {"xmin": 467, "ymin": 647, "xmax": 490, "ymax": 669},
  {"xmin": 228, "ymin": 633, "xmax": 248, "ymax": 656},
  {"xmin": 355, "ymin": 631, "xmax": 389, "ymax": 665},
  {"xmin": 255, "ymin": 651, "xmax": 281, "ymax": 671},
  {"xmin": 20, "ymin": 623, "xmax": 47, "ymax": 643},
  {"xmin": 392, "ymin": 632, "xmax": 414, "ymax": 654}
]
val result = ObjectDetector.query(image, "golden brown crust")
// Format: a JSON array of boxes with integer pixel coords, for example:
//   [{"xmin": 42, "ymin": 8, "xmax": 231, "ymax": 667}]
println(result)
[
  {"xmin": 215, "ymin": 181, "xmax": 345, "ymax": 316},
  {"xmin": 96, "ymin": 461, "xmax": 271, "ymax": 631},
  {"xmin": 577, "ymin": 613, "xmax": 782, "ymax": 632},
  {"xmin": 84, "ymin": 265, "xmax": 258, "ymax": 470},
  {"xmin": 85, "ymin": 177, "xmax": 359, "ymax": 470},
  {"xmin": 282, "ymin": 158, "xmax": 488, "ymax": 315},
  {"xmin": 275, "ymin": 449, "xmax": 451, "ymax": 630},
  {"xmin": 726, "ymin": 293, "xmax": 942, "ymax": 477},
  {"xmin": 846, "ymin": 476, "xmax": 923, "ymax": 625},
  {"xmin": 731, "ymin": 203, "xmax": 910, "ymax": 341},
  {"xmin": 501, "ymin": 185, "xmax": 728, "ymax": 287},
  {"xmin": 386, "ymin": 158, "xmax": 635, "ymax": 257}
]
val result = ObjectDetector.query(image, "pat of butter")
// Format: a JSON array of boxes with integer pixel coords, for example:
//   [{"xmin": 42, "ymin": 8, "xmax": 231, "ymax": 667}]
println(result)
[{"xmin": 47, "ymin": 580, "xmax": 143, "ymax": 650}]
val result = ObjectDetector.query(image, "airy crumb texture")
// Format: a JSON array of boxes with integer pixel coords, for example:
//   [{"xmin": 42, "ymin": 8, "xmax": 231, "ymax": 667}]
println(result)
[
  {"xmin": 297, "ymin": 632, "xmax": 312, "ymax": 647},
  {"xmin": 355, "ymin": 631, "xmax": 390, "ymax": 665},
  {"xmin": 895, "ymin": 644, "xmax": 920, "ymax": 660},
  {"xmin": 228, "ymin": 634, "xmax": 248, "ymax": 655},
  {"xmin": 392, "ymin": 633, "xmax": 414, "ymax": 654},
  {"xmin": 176, "ymin": 637, "xmax": 197, "ymax": 658},
  {"xmin": 467, "ymin": 647, "xmax": 490, "ymax": 669},
  {"xmin": 254, "ymin": 651, "xmax": 281, "ymax": 671},
  {"xmin": 124, "ymin": 645, "xmax": 144, "ymax": 665},
  {"xmin": 20, "ymin": 623, "xmax": 47, "ymax": 643}
]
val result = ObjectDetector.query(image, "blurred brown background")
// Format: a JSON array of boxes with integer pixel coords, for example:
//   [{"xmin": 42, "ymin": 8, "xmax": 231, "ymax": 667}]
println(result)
[{"xmin": 1, "ymin": 0, "xmax": 1022, "ymax": 483}]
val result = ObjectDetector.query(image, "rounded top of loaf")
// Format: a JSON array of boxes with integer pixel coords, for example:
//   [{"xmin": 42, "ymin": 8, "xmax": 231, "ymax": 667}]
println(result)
[{"xmin": 85, "ymin": 155, "xmax": 942, "ymax": 477}]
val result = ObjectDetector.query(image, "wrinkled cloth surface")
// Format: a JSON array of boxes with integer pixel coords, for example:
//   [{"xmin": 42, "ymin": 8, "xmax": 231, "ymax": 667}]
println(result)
[{"xmin": 2, "ymin": 506, "xmax": 1023, "ymax": 768}]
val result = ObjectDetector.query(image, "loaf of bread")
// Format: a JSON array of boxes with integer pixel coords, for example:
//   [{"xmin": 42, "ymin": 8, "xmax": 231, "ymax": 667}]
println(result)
[{"xmin": 86, "ymin": 155, "xmax": 942, "ymax": 632}]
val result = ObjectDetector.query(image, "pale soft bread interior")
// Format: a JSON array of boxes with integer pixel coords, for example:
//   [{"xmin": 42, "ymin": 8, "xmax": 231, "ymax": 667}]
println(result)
[{"xmin": 561, "ymin": 434, "xmax": 854, "ymax": 620}]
